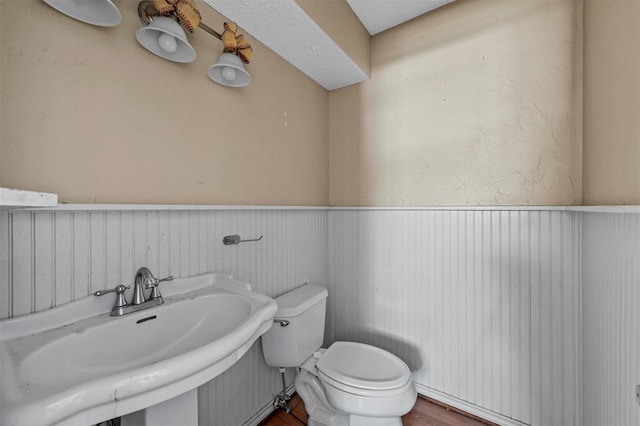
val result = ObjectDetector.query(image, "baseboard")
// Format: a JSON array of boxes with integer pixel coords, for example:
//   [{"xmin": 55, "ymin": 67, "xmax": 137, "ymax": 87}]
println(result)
[
  {"xmin": 245, "ymin": 382, "xmax": 528, "ymax": 426},
  {"xmin": 415, "ymin": 384, "xmax": 529, "ymax": 426},
  {"xmin": 243, "ymin": 384, "xmax": 296, "ymax": 426}
]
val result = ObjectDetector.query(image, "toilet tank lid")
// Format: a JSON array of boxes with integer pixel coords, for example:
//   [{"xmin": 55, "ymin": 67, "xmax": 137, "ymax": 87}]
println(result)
[{"xmin": 274, "ymin": 284, "xmax": 328, "ymax": 318}]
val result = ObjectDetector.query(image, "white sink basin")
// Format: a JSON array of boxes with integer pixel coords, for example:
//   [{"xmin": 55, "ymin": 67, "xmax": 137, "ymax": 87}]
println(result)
[{"xmin": 0, "ymin": 273, "xmax": 277, "ymax": 426}]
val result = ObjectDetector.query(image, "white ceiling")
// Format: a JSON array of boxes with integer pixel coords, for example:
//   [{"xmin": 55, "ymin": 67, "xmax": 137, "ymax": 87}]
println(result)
[
  {"xmin": 346, "ymin": 0, "xmax": 456, "ymax": 35},
  {"xmin": 204, "ymin": 0, "xmax": 454, "ymax": 90}
]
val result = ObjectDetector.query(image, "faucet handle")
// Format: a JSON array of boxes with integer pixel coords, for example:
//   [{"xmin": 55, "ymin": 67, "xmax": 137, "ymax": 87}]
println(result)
[
  {"xmin": 94, "ymin": 284, "xmax": 130, "ymax": 297},
  {"xmin": 144, "ymin": 275, "xmax": 174, "ymax": 288},
  {"xmin": 94, "ymin": 284, "xmax": 130, "ymax": 308},
  {"xmin": 145, "ymin": 275, "xmax": 174, "ymax": 300}
]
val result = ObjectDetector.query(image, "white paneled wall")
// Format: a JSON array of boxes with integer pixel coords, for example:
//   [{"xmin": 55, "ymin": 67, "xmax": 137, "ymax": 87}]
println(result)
[
  {"xmin": 328, "ymin": 209, "xmax": 582, "ymax": 426},
  {"xmin": 3, "ymin": 206, "xmax": 638, "ymax": 426},
  {"xmin": 582, "ymin": 213, "xmax": 640, "ymax": 426},
  {"xmin": 0, "ymin": 207, "xmax": 329, "ymax": 426}
]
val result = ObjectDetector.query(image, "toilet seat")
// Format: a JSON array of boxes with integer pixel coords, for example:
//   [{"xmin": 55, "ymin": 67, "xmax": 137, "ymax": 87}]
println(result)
[{"xmin": 316, "ymin": 342, "xmax": 412, "ymax": 398}]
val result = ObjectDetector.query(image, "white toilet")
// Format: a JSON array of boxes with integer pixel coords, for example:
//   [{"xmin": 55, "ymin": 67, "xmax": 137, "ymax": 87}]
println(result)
[{"xmin": 261, "ymin": 284, "xmax": 417, "ymax": 426}]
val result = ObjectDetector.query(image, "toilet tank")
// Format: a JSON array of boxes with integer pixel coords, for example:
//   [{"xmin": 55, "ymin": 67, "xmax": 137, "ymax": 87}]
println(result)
[{"xmin": 261, "ymin": 284, "xmax": 328, "ymax": 367}]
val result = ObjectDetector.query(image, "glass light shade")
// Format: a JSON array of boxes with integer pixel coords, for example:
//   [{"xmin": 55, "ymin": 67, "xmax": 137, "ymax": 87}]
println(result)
[
  {"xmin": 135, "ymin": 17, "xmax": 196, "ymax": 63},
  {"xmin": 42, "ymin": 0, "xmax": 121, "ymax": 27},
  {"xmin": 208, "ymin": 53, "xmax": 251, "ymax": 88}
]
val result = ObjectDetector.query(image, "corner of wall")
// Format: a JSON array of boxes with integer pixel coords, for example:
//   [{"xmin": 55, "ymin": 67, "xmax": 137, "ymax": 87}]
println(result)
[{"xmin": 582, "ymin": 0, "xmax": 640, "ymax": 205}]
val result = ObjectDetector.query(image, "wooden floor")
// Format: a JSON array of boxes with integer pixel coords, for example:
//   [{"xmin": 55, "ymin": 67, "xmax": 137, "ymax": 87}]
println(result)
[{"xmin": 259, "ymin": 394, "xmax": 496, "ymax": 426}]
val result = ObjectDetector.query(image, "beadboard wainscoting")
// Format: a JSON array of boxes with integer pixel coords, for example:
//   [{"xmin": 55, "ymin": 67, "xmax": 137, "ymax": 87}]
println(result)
[
  {"xmin": 582, "ymin": 212, "xmax": 640, "ymax": 426},
  {"xmin": 0, "ymin": 207, "xmax": 329, "ymax": 426},
  {"xmin": 2, "ymin": 206, "xmax": 639, "ymax": 426},
  {"xmin": 328, "ymin": 209, "xmax": 582, "ymax": 426}
]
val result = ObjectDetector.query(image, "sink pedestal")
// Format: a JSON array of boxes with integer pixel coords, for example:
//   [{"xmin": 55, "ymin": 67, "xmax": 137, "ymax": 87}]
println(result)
[{"xmin": 121, "ymin": 389, "xmax": 198, "ymax": 426}]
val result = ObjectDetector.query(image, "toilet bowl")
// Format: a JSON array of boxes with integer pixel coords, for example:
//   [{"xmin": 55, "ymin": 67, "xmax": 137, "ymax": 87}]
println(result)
[
  {"xmin": 261, "ymin": 284, "xmax": 417, "ymax": 426},
  {"xmin": 297, "ymin": 343, "xmax": 417, "ymax": 426}
]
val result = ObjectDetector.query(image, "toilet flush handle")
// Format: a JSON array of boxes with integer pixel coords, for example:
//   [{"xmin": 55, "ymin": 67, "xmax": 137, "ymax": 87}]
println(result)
[{"xmin": 274, "ymin": 319, "xmax": 289, "ymax": 327}]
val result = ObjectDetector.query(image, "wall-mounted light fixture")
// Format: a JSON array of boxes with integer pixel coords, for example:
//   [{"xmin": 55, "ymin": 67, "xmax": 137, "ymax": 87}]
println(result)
[
  {"xmin": 42, "ymin": 0, "xmax": 122, "ymax": 27},
  {"xmin": 136, "ymin": 0, "xmax": 253, "ymax": 88}
]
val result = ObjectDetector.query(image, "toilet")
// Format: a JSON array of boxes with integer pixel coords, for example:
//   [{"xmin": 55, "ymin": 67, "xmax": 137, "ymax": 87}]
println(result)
[{"xmin": 261, "ymin": 284, "xmax": 417, "ymax": 426}]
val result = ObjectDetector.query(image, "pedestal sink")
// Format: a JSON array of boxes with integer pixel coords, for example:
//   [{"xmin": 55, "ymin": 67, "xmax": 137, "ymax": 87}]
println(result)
[{"xmin": 0, "ymin": 272, "xmax": 277, "ymax": 426}]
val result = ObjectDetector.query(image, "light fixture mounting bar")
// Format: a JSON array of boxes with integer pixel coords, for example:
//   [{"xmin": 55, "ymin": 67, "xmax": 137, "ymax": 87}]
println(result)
[
  {"xmin": 137, "ymin": 1, "xmax": 157, "ymax": 25},
  {"xmin": 198, "ymin": 22, "xmax": 222, "ymax": 40}
]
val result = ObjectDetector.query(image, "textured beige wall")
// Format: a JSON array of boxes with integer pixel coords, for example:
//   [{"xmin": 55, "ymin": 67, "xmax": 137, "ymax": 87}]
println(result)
[
  {"xmin": 583, "ymin": 0, "xmax": 640, "ymax": 205},
  {"xmin": 330, "ymin": 0, "xmax": 583, "ymax": 206},
  {"xmin": 0, "ymin": 0, "xmax": 328, "ymax": 205},
  {"xmin": 8, "ymin": 0, "xmax": 633, "ymax": 208}
]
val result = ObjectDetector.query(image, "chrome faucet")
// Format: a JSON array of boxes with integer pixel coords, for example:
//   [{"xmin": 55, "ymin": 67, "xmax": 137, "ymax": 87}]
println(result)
[
  {"xmin": 94, "ymin": 267, "xmax": 174, "ymax": 316},
  {"xmin": 133, "ymin": 266, "xmax": 173, "ymax": 304},
  {"xmin": 133, "ymin": 267, "xmax": 154, "ymax": 305}
]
